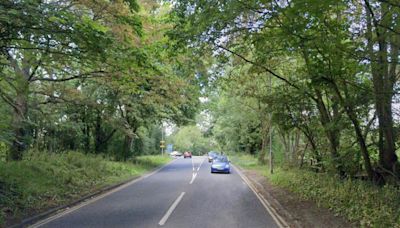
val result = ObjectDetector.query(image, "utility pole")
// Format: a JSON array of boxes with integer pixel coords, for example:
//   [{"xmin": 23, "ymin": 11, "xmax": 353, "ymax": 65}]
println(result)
[
  {"xmin": 161, "ymin": 124, "xmax": 165, "ymax": 156},
  {"xmin": 269, "ymin": 74, "xmax": 273, "ymax": 174}
]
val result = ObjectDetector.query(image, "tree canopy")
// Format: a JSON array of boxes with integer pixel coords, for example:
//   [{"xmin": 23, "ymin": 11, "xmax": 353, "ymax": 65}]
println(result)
[
  {"xmin": 169, "ymin": 0, "xmax": 400, "ymax": 183},
  {"xmin": 1, "ymin": 0, "xmax": 400, "ymax": 185},
  {"xmin": 0, "ymin": 0, "xmax": 203, "ymax": 161}
]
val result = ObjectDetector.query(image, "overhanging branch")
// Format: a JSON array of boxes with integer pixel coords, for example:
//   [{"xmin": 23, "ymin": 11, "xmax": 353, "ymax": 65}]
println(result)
[
  {"xmin": 31, "ymin": 70, "xmax": 108, "ymax": 82},
  {"xmin": 215, "ymin": 44, "xmax": 318, "ymax": 102}
]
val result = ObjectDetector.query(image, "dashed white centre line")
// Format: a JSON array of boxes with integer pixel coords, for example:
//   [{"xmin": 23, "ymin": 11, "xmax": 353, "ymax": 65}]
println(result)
[
  {"xmin": 158, "ymin": 192, "xmax": 185, "ymax": 226},
  {"xmin": 189, "ymin": 172, "xmax": 197, "ymax": 184},
  {"xmin": 196, "ymin": 158, "xmax": 204, "ymax": 171},
  {"xmin": 189, "ymin": 157, "xmax": 205, "ymax": 184}
]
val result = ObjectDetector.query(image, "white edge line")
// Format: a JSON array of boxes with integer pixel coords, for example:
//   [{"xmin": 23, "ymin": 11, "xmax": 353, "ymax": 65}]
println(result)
[
  {"xmin": 30, "ymin": 159, "xmax": 177, "ymax": 228},
  {"xmin": 158, "ymin": 192, "xmax": 185, "ymax": 226},
  {"xmin": 232, "ymin": 164, "xmax": 288, "ymax": 228}
]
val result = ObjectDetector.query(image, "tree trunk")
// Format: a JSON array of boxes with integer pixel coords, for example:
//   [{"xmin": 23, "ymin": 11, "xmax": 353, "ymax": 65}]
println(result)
[
  {"xmin": 81, "ymin": 107, "xmax": 91, "ymax": 152},
  {"xmin": 298, "ymin": 125, "xmax": 321, "ymax": 165},
  {"xmin": 330, "ymin": 81, "xmax": 376, "ymax": 181},
  {"xmin": 291, "ymin": 130, "xmax": 301, "ymax": 162},
  {"xmin": 279, "ymin": 130, "xmax": 290, "ymax": 162},
  {"xmin": 94, "ymin": 110, "xmax": 104, "ymax": 153},
  {"xmin": 258, "ymin": 122, "xmax": 269, "ymax": 164},
  {"xmin": 85, "ymin": 123, "xmax": 90, "ymax": 152},
  {"xmin": 10, "ymin": 91, "xmax": 29, "ymax": 160},
  {"xmin": 315, "ymin": 89, "xmax": 343, "ymax": 176},
  {"xmin": 8, "ymin": 57, "xmax": 30, "ymax": 160},
  {"xmin": 301, "ymin": 49, "xmax": 343, "ymax": 175},
  {"xmin": 299, "ymin": 142, "xmax": 309, "ymax": 168},
  {"xmin": 122, "ymin": 135, "xmax": 133, "ymax": 161},
  {"xmin": 365, "ymin": 2, "xmax": 400, "ymax": 178}
]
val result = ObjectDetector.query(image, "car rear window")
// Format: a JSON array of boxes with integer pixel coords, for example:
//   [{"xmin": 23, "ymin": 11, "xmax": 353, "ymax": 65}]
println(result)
[{"xmin": 215, "ymin": 157, "xmax": 228, "ymax": 162}]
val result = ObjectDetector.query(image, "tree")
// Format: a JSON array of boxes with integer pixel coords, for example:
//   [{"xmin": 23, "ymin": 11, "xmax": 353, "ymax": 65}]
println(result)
[
  {"xmin": 364, "ymin": 0, "xmax": 400, "ymax": 177},
  {"xmin": 169, "ymin": 125, "xmax": 211, "ymax": 155},
  {"xmin": 0, "ymin": 0, "xmax": 203, "ymax": 162},
  {"xmin": 170, "ymin": 0, "xmax": 400, "ymax": 182},
  {"xmin": 0, "ymin": 0, "xmax": 142, "ymax": 160}
]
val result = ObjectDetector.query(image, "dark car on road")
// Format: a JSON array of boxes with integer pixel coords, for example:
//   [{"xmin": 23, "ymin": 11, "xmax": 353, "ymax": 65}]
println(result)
[
  {"xmin": 208, "ymin": 151, "xmax": 218, "ymax": 163},
  {"xmin": 211, "ymin": 155, "xmax": 230, "ymax": 174},
  {"xmin": 183, "ymin": 151, "xmax": 192, "ymax": 158}
]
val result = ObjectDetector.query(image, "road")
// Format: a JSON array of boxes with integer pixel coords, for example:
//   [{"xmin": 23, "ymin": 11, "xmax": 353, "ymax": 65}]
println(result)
[{"xmin": 32, "ymin": 156, "xmax": 280, "ymax": 228}]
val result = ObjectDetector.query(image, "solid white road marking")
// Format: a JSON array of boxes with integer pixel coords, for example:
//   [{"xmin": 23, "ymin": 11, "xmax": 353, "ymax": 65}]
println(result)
[
  {"xmin": 233, "ymin": 165, "xmax": 288, "ymax": 228},
  {"xmin": 158, "ymin": 192, "xmax": 185, "ymax": 226}
]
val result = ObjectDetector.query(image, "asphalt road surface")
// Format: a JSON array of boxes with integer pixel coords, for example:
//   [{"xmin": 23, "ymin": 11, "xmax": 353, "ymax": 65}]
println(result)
[{"xmin": 33, "ymin": 156, "xmax": 280, "ymax": 228}]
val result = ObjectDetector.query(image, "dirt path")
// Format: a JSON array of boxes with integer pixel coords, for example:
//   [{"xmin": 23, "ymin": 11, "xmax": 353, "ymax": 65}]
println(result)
[{"xmin": 242, "ymin": 169, "xmax": 356, "ymax": 228}]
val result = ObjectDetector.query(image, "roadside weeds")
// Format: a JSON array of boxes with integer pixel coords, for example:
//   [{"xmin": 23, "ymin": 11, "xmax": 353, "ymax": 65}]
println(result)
[
  {"xmin": 236, "ymin": 166, "xmax": 355, "ymax": 228},
  {"xmin": 0, "ymin": 152, "xmax": 173, "ymax": 227},
  {"xmin": 27, "ymin": 159, "xmax": 175, "ymax": 228}
]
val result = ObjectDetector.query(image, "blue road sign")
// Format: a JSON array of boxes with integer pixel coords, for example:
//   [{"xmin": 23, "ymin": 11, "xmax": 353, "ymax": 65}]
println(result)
[{"xmin": 166, "ymin": 144, "xmax": 173, "ymax": 153}]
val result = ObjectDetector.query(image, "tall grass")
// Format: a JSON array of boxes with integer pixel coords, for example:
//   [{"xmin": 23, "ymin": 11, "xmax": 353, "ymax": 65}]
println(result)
[
  {"xmin": 0, "ymin": 151, "xmax": 170, "ymax": 226},
  {"xmin": 230, "ymin": 153, "xmax": 400, "ymax": 228}
]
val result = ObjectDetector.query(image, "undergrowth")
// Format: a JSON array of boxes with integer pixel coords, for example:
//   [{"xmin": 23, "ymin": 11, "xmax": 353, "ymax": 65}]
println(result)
[
  {"xmin": 0, "ymin": 151, "xmax": 170, "ymax": 226},
  {"xmin": 231, "ymin": 153, "xmax": 400, "ymax": 228}
]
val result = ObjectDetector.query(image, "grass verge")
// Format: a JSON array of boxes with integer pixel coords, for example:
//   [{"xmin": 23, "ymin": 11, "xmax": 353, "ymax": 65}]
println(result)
[
  {"xmin": 230, "ymin": 153, "xmax": 400, "ymax": 228},
  {"xmin": 0, "ymin": 151, "xmax": 170, "ymax": 226}
]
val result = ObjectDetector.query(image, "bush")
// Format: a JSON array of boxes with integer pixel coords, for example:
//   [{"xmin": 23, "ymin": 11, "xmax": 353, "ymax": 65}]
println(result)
[{"xmin": 0, "ymin": 142, "xmax": 7, "ymax": 162}]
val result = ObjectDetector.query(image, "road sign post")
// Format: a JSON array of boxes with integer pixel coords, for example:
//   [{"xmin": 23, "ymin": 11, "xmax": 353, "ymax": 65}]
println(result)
[
  {"xmin": 160, "ymin": 140, "xmax": 165, "ymax": 156},
  {"xmin": 161, "ymin": 124, "xmax": 164, "ymax": 156}
]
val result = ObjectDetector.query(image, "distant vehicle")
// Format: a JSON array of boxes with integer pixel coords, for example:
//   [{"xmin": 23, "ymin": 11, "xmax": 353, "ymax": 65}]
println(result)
[
  {"xmin": 183, "ymin": 151, "xmax": 192, "ymax": 158},
  {"xmin": 170, "ymin": 151, "xmax": 182, "ymax": 157},
  {"xmin": 211, "ymin": 155, "xmax": 230, "ymax": 174},
  {"xmin": 208, "ymin": 151, "xmax": 218, "ymax": 163}
]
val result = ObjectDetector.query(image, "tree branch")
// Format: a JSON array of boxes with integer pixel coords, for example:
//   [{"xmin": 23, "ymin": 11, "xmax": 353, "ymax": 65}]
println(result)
[
  {"xmin": 31, "ymin": 70, "xmax": 108, "ymax": 82},
  {"xmin": 215, "ymin": 44, "xmax": 318, "ymax": 102},
  {"xmin": 0, "ymin": 89, "xmax": 18, "ymax": 111}
]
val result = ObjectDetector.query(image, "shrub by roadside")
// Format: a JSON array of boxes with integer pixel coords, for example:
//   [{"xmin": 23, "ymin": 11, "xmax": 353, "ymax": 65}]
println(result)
[
  {"xmin": 0, "ymin": 151, "xmax": 170, "ymax": 226},
  {"xmin": 230, "ymin": 153, "xmax": 400, "ymax": 228}
]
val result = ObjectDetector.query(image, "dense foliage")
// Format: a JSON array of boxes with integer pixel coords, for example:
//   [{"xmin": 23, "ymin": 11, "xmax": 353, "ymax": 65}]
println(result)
[
  {"xmin": 1, "ymin": 0, "xmax": 400, "ymax": 226},
  {"xmin": 170, "ymin": 0, "xmax": 400, "ymax": 184},
  {"xmin": 168, "ymin": 124, "xmax": 214, "ymax": 155},
  {"xmin": 0, "ymin": 0, "xmax": 202, "ymax": 161}
]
